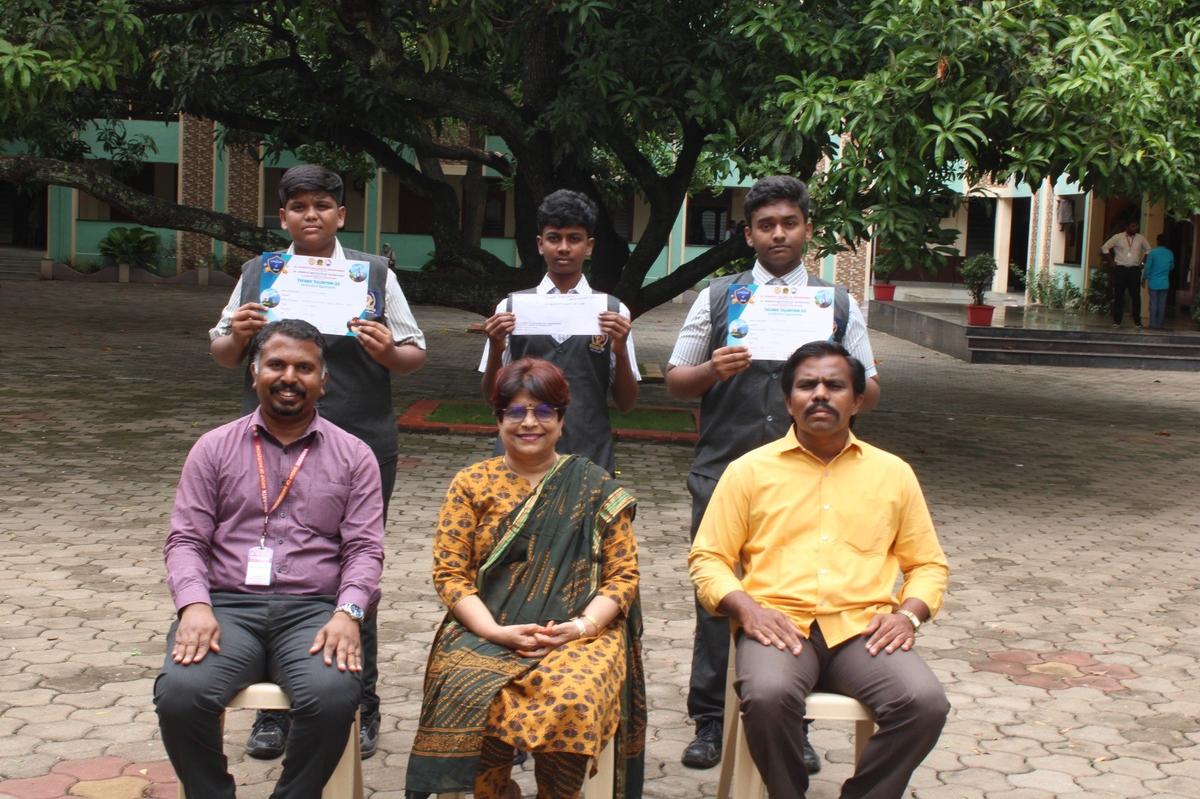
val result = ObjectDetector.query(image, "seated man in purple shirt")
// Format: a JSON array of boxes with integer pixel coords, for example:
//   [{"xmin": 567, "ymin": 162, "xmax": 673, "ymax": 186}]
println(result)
[{"xmin": 154, "ymin": 319, "xmax": 384, "ymax": 799}]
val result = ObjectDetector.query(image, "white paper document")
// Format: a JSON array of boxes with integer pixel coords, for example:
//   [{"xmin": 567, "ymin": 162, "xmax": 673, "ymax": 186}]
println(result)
[
  {"xmin": 511, "ymin": 293, "xmax": 607, "ymax": 337},
  {"xmin": 257, "ymin": 252, "xmax": 375, "ymax": 336},
  {"xmin": 724, "ymin": 284, "xmax": 837, "ymax": 361}
]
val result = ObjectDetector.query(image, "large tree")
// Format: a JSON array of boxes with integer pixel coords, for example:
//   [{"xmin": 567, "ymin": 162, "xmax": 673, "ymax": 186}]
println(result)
[{"xmin": 3, "ymin": 0, "xmax": 1199, "ymax": 312}]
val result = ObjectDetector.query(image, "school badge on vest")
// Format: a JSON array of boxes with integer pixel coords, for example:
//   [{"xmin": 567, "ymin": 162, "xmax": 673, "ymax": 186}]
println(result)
[
  {"xmin": 264, "ymin": 252, "xmax": 288, "ymax": 274},
  {"xmin": 588, "ymin": 334, "xmax": 609, "ymax": 353}
]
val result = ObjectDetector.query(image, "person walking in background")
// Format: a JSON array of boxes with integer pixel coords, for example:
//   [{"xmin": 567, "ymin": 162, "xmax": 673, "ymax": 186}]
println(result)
[{"xmin": 1143, "ymin": 234, "xmax": 1175, "ymax": 330}]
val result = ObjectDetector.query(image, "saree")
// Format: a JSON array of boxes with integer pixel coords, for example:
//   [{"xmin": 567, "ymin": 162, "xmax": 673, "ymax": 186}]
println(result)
[{"xmin": 406, "ymin": 455, "xmax": 646, "ymax": 798}]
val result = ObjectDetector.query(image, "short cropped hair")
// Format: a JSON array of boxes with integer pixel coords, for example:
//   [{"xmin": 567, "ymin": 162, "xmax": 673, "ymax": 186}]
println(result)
[
  {"xmin": 249, "ymin": 319, "xmax": 327, "ymax": 373},
  {"xmin": 278, "ymin": 164, "xmax": 344, "ymax": 207},
  {"xmin": 536, "ymin": 189, "xmax": 599, "ymax": 237},
  {"xmin": 1157, "ymin": 233, "xmax": 1169, "ymax": 246},
  {"xmin": 491, "ymin": 358, "xmax": 570, "ymax": 412},
  {"xmin": 744, "ymin": 176, "xmax": 811, "ymax": 223},
  {"xmin": 780, "ymin": 341, "xmax": 865, "ymax": 397}
]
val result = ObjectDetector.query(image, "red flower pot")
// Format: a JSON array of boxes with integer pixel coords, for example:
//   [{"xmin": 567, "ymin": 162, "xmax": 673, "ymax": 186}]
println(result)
[
  {"xmin": 873, "ymin": 283, "xmax": 897, "ymax": 301},
  {"xmin": 966, "ymin": 304, "xmax": 995, "ymax": 326}
]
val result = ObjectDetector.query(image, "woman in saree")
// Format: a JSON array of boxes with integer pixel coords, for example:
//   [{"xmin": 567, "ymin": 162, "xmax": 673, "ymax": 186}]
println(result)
[{"xmin": 405, "ymin": 358, "xmax": 645, "ymax": 799}]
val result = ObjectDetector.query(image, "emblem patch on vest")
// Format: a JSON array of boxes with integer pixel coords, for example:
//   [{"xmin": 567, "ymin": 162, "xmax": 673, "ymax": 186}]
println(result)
[
  {"xmin": 589, "ymin": 334, "xmax": 609, "ymax": 353},
  {"xmin": 264, "ymin": 253, "xmax": 287, "ymax": 274},
  {"xmin": 365, "ymin": 290, "xmax": 383, "ymax": 321}
]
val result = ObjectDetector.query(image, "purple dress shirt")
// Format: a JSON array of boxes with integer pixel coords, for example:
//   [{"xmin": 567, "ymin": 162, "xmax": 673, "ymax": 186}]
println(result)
[{"xmin": 164, "ymin": 409, "xmax": 384, "ymax": 612}]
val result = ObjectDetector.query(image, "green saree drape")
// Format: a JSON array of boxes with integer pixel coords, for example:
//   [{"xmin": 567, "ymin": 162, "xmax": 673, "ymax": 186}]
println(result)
[{"xmin": 406, "ymin": 455, "xmax": 645, "ymax": 798}]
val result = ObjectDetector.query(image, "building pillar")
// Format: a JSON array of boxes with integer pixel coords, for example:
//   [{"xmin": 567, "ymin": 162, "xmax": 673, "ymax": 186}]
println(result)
[
  {"xmin": 992, "ymin": 197, "xmax": 1013, "ymax": 294},
  {"xmin": 224, "ymin": 144, "xmax": 263, "ymax": 266},
  {"xmin": 178, "ymin": 115, "xmax": 216, "ymax": 274}
]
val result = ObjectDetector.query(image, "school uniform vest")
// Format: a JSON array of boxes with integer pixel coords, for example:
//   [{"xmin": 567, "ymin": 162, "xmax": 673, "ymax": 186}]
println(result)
[
  {"xmin": 238, "ymin": 250, "xmax": 398, "ymax": 461},
  {"xmin": 691, "ymin": 270, "xmax": 849, "ymax": 480},
  {"xmin": 493, "ymin": 291, "xmax": 622, "ymax": 473}
]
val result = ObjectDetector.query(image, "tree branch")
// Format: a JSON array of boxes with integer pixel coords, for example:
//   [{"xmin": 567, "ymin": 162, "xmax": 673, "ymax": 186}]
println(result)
[
  {"xmin": 634, "ymin": 235, "xmax": 753, "ymax": 316},
  {"xmin": 0, "ymin": 155, "xmax": 278, "ymax": 252}
]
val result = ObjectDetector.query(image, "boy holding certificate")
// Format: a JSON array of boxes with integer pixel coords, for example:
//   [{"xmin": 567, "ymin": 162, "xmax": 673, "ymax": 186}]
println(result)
[
  {"xmin": 478, "ymin": 189, "xmax": 639, "ymax": 473},
  {"xmin": 207, "ymin": 164, "xmax": 426, "ymax": 761},
  {"xmin": 666, "ymin": 175, "xmax": 881, "ymax": 773}
]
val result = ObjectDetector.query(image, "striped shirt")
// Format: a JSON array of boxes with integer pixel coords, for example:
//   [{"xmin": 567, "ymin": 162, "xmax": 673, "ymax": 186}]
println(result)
[
  {"xmin": 668, "ymin": 262, "xmax": 877, "ymax": 377},
  {"xmin": 209, "ymin": 239, "xmax": 426, "ymax": 349}
]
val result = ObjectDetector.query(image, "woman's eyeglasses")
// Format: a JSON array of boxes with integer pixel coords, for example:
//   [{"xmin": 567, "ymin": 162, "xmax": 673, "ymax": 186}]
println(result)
[{"xmin": 496, "ymin": 402, "xmax": 563, "ymax": 423}]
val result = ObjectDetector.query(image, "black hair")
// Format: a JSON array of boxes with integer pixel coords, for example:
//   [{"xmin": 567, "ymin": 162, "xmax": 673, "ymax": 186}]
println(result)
[
  {"xmin": 744, "ymin": 176, "xmax": 811, "ymax": 223},
  {"xmin": 249, "ymin": 319, "xmax": 327, "ymax": 371},
  {"xmin": 536, "ymin": 189, "xmax": 599, "ymax": 236},
  {"xmin": 1157, "ymin": 233, "xmax": 1169, "ymax": 246},
  {"xmin": 277, "ymin": 164, "xmax": 345, "ymax": 207},
  {"xmin": 780, "ymin": 341, "xmax": 865, "ymax": 397}
]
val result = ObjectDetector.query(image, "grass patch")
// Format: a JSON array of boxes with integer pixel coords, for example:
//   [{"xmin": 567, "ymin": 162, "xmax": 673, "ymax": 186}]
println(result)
[{"xmin": 423, "ymin": 401, "xmax": 695, "ymax": 432}]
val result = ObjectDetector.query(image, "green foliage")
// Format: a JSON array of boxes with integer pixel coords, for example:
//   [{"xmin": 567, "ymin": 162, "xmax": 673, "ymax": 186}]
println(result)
[
  {"xmin": 1191, "ymin": 301, "xmax": 1200, "ymax": 331},
  {"xmin": 1085, "ymin": 268, "xmax": 1111, "ymax": 314},
  {"xmin": 1031, "ymin": 268, "xmax": 1085, "ymax": 311},
  {"xmin": 959, "ymin": 253, "xmax": 998, "ymax": 306},
  {"xmin": 98, "ymin": 226, "xmax": 160, "ymax": 271}
]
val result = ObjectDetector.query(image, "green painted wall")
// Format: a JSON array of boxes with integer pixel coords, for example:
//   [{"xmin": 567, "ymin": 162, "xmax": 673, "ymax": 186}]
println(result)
[
  {"xmin": 48, "ymin": 187, "xmax": 73, "ymax": 262},
  {"xmin": 74, "ymin": 220, "xmax": 178, "ymax": 273}
]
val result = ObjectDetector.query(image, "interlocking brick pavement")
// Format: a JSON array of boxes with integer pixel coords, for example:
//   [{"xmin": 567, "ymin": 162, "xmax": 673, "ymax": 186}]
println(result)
[{"xmin": 1, "ymin": 281, "xmax": 1198, "ymax": 798}]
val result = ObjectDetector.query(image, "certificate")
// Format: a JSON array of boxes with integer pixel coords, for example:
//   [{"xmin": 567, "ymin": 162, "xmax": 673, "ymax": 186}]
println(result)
[
  {"xmin": 511, "ymin": 293, "xmax": 607, "ymax": 337},
  {"xmin": 724, "ymin": 284, "xmax": 837, "ymax": 361},
  {"xmin": 256, "ymin": 252, "xmax": 376, "ymax": 336}
]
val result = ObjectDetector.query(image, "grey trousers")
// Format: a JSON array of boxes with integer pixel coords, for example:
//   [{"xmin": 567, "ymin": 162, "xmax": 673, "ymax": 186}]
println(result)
[
  {"xmin": 736, "ymin": 624, "xmax": 949, "ymax": 798},
  {"xmin": 154, "ymin": 593, "xmax": 362, "ymax": 799}
]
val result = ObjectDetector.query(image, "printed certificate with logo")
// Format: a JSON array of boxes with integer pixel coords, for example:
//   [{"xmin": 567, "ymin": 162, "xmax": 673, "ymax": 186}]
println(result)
[
  {"xmin": 511, "ymin": 293, "xmax": 607, "ymax": 336},
  {"xmin": 724, "ymin": 283, "xmax": 836, "ymax": 361},
  {"xmin": 257, "ymin": 252, "xmax": 378, "ymax": 336}
]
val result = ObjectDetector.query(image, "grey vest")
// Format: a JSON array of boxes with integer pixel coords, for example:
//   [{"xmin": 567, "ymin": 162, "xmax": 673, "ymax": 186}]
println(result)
[
  {"xmin": 691, "ymin": 270, "xmax": 849, "ymax": 479},
  {"xmin": 493, "ymin": 290, "xmax": 622, "ymax": 473},
  {"xmin": 239, "ymin": 249, "xmax": 397, "ymax": 461}
]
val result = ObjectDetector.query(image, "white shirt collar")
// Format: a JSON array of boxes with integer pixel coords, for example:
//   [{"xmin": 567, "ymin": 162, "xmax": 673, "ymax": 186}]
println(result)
[
  {"xmin": 751, "ymin": 260, "xmax": 810, "ymax": 287},
  {"xmin": 286, "ymin": 238, "xmax": 345, "ymax": 260},
  {"xmin": 537, "ymin": 273, "xmax": 592, "ymax": 294}
]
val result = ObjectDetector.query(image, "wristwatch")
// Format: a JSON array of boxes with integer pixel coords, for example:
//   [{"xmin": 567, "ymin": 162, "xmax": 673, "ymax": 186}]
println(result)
[
  {"xmin": 334, "ymin": 603, "xmax": 365, "ymax": 623},
  {"xmin": 895, "ymin": 608, "xmax": 922, "ymax": 631}
]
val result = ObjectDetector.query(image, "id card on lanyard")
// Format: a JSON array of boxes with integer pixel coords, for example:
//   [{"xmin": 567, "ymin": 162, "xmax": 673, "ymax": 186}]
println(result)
[{"xmin": 247, "ymin": 429, "xmax": 311, "ymax": 586}]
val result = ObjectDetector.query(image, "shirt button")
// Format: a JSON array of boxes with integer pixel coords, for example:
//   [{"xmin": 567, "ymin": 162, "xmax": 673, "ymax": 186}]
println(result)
[
  {"xmin": 277, "ymin": 564, "xmax": 288, "ymax": 573},
  {"xmin": 766, "ymin": 415, "xmax": 774, "ymax": 422},
  {"xmin": 821, "ymin": 535, "xmax": 830, "ymax": 542},
  {"xmin": 823, "ymin": 504, "xmax": 831, "ymax": 510},
  {"xmin": 276, "ymin": 538, "xmax": 284, "ymax": 545},
  {"xmin": 279, "ymin": 512, "xmax": 286, "ymax": 519},
  {"xmin": 819, "ymin": 569, "xmax": 828, "ymax": 575}
]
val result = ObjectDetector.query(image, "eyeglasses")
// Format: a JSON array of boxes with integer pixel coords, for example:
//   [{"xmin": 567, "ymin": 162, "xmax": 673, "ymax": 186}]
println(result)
[{"xmin": 496, "ymin": 402, "xmax": 563, "ymax": 423}]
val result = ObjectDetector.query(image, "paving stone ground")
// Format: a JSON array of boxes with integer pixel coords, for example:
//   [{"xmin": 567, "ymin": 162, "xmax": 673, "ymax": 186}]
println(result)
[{"xmin": 1, "ymin": 280, "xmax": 1198, "ymax": 798}]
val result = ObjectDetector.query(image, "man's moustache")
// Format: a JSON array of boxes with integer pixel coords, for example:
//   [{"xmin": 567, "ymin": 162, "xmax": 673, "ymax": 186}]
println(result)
[
  {"xmin": 270, "ymin": 382, "xmax": 306, "ymax": 398},
  {"xmin": 805, "ymin": 401, "xmax": 836, "ymax": 417}
]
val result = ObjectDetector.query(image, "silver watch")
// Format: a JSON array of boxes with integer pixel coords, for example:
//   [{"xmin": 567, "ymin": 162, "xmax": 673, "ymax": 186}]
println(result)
[
  {"xmin": 895, "ymin": 608, "xmax": 922, "ymax": 631},
  {"xmin": 334, "ymin": 603, "xmax": 365, "ymax": 623}
]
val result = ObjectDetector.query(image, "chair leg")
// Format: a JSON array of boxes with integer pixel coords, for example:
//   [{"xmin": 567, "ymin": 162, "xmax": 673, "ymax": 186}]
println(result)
[
  {"xmin": 581, "ymin": 738, "xmax": 614, "ymax": 798},
  {"xmin": 323, "ymin": 707, "xmax": 363, "ymax": 799},
  {"xmin": 854, "ymin": 718, "xmax": 874, "ymax": 765},
  {"xmin": 732, "ymin": 714, "xmax": 766, "ymax": 799},
  {"xmin": 715, "ymin": 635, "xmax": 741, "ymax": 799}
]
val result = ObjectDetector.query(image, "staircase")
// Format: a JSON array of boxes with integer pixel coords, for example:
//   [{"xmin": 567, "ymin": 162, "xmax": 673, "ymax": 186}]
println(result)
[
  {"xmin": 967, "ymin": 327, "xmax": 1200, "ymax": 371},
  {"xmin": 0, "ymin": 247, "xmax": 44, "ymax": 281}
]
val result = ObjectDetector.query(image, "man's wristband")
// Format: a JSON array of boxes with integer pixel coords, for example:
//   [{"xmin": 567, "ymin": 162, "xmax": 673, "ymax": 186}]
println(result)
[{"xmin": 895, "ymin": 608, "xmax": 922, "ymax": 631}]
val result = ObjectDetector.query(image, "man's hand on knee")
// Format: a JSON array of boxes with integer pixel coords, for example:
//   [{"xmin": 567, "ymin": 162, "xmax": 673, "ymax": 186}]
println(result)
[
  {"xmin": 862, "ymin": 612, "xmax": 916, "ymax": 656},
  {"xmin": 721, "ymin": 591, "xmax": 804, "ymax": 656},
  {"xmin": 310, "ymin": 613, "xmax": 362, "ymax": 672},
  {"xmin": 172, "ymin": 603, "xmax": 221, "ymax": 665}
]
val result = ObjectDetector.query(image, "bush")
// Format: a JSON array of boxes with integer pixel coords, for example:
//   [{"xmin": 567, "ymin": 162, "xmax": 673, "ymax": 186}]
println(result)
[
  {"xmin": 98, "ymin": 227, "xmax": 161, "ymax": 271},
  {"xmin": 1031, "ymin": 269, "xmax": 1084, "ymax": 311},
  {"xmin": 1191, "ymin": 302, "xmax": 1200, "ymax": 330},
  {"xmin": 958, "ymin": 254, "xmax": 998, "ymax": 305},
  {"xmin": 1085, "ymin": 268, "xmax": 1110, "ymax": 314}
]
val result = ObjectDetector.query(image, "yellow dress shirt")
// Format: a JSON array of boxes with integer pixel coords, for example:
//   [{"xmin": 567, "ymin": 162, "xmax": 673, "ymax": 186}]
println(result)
[{"xmin": 689, "ymin": 428, "xmax": 948, "ymax": 648}]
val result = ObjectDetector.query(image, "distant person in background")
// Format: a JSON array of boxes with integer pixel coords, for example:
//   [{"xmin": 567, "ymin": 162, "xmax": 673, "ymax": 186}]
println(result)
[
  {"xmin": 1143, "ymin": 234, "xmax": 1175, "ymax": 330},
  {"xmin": 1100, "ymin": 220, "xmax": 1151, "ymax": 328}
]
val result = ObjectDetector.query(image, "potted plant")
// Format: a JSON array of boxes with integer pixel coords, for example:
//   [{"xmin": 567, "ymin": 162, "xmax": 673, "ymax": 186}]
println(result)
[
  {"xmin": 98, "ymin": 226, "xmax": 161, "ymax": 281},
  {"xmin": 959, "ymin": 253, "xmax": 998, "ymax": 325},
  {"xmin": 871, "ymin": 253, "xmax": 900, "ymax": 301}
]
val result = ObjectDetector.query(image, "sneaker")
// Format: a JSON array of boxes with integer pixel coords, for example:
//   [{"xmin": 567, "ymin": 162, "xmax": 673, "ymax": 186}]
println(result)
[
  {"xmin": 802, "ymin": 738, "xmax": 822, "ymax": 773},
  {"xmin": 681, "ymin": 720, "xmax": 723, "ymax": 769},
  {"xmin": 360, "ymin": 712, "xmax": 380, "ymax": 759},
  {"xmin": 246, "ymin": 710, "xmax": 289, "ymax": 759}
]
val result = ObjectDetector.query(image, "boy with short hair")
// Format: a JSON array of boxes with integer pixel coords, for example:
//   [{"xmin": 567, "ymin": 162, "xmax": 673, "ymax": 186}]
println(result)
[
  {"xmin": 478, "ymin": 189, "xmax": 639, "ymax": 473},
  {"xmin": 1143, "ymin": 233, "xmax": 1175, "ymax": 330},
  {"xmin": 667, "ymin": 175, "xmax": 881, "ymax": 772},
  {"xmin": 208, "ymin": 163, "xmax": 426, "ymax": 760}
]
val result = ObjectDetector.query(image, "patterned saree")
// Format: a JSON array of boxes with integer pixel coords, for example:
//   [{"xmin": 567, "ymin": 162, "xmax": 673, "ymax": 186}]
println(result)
[{"xmin": 405, "ymin": 455, "xmax": 646, "ymax": 798}]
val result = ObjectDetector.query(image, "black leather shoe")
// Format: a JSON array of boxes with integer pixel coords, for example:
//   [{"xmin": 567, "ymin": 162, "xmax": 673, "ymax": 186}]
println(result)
[
  {"xmin": 360, "ymin": 712, "xmax": 380, "ymax": 759},
  {"xmin": 802, "ymin": 738, "xmax": 822, "ymax": 773},
  {"xmin": 681, "ymin": 721, "xmax": 723, "ymax": 769},
  {"xmin": 246, "ymin": 710, "xmax": 290, "ymax": 759}
]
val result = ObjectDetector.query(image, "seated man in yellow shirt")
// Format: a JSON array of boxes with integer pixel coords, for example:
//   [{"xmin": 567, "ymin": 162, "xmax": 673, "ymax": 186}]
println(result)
[{"xmin": 689, "ymin": 340, "xmax": 950, "ymax": 798}]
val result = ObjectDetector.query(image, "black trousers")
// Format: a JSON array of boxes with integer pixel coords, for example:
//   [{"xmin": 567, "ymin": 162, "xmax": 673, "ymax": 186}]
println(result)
[
  {"xmin": 359, "ymin": 455, "xmax": 396, "ymax": 718},
  {"xmin": 686, "ymin": 471, "xmax": 728, "ymax": 727},
  {"xmin": 155, "ymin": 593, "xmax": 362, "ymax": 799},
  {"xmin": 1111, "ymin": 266, "xmax": 1142, "ymax": 324}
]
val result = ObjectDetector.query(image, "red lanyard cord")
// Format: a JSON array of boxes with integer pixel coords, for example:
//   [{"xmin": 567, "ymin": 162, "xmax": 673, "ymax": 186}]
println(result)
[{"xmin": 252, "ymin": 429, "xmax": 312, "ymax": 547}]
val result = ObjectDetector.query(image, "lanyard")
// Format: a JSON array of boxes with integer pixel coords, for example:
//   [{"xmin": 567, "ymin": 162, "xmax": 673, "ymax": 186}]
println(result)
[{"xmin": 252, "ymin": 429, "xmax": 312, "ymax": 548}]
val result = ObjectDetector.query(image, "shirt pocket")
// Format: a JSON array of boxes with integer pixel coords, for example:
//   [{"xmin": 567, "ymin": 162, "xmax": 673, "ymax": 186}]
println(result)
[
  {"xmin": 837, "ymin": 507, "xmax": 894, "ymax": 557},
  {"xmin": 299, "ymin": 479, "xmax": 352, "ymax": 537}
]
